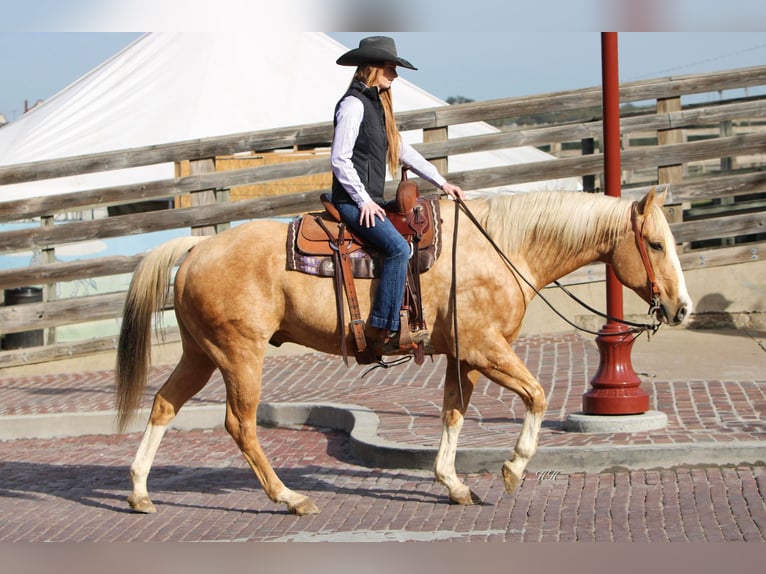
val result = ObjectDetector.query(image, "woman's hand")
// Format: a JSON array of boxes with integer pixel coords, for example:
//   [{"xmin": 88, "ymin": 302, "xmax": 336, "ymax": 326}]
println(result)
[
  {"xmin": 359, "ymin": 200, "xmax": 386, "ymax": 228},
  {"xmin": 441, "ymin": 182, "xmax": 465, "ymax": 201}
]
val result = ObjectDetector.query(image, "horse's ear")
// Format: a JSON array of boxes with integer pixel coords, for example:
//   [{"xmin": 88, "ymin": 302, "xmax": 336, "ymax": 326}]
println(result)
[{"xmin": 636, "ymin": 186, "xmax": 668, "ymax": 215}]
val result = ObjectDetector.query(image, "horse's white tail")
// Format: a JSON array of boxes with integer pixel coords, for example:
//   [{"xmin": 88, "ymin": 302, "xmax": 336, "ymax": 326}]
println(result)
[{"xmin": 115, "ymin": 235, "xmax": 209, "ymax": 432}]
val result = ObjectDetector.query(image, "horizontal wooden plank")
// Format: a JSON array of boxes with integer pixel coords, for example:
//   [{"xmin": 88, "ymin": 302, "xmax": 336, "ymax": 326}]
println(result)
[
  {"xmin": 0, "ymin": 328, "xmax": 181, "ymax": 368},
  {"xmin": 0, "ymin": 292, "xmax": 127, "ymax": 334},
  {"xmin": 0, "ymin": 122, "xmax": 334, "ymax": 186},
  {"xmin": 0, "ymin": 157, "xmax": 332, "ymax": 222},
  {"xmin": 1, "ymin": 130, "xmax": 763, "ymax": 254},
  {"xmin": 0, "ymin": 289, "xmax": 174, "ymax": 334},
  {"xmin": 658, "ymin": 171, "xmax": 766, "ymax": 203},
  {"xmin": 1, "ymin": 65, "xmax": 763, "ymax": 186},
  {"xmin": 621, "ymin": 132, "xmax": 766, "ymax": 171},
  {"xmin": 0, "ymin": 191, "xmax": 324, "ymax": 254},
  {"xmin": 679, "ymin": 243, "xmax": 763, "ymax": 269},
  {"xmin": 0, "ymin": 255, "xmax": 142, "ymax": 290},
  {"xmin": 549, "ymin": 241, "xmax": 765, "ymax": 286},
  {"xmin": 621, "ymin": 172, "xmax": 766, "ymax": 205},
  {"xmin": 671, "ymin": 211, "xmax": 766, "ymax": 243},
  {"xmin": 402, "ymin": 66, "xmax": 766, "ymax": 129}
]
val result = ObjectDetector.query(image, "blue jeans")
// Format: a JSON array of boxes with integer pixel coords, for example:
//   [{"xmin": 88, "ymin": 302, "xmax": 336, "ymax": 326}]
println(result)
[{"xmin": 335, "ymin": 201, "xmax": 410, "ymax": 332}]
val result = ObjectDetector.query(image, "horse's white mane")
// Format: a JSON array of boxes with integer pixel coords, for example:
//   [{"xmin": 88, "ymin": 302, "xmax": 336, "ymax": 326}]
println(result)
[{"xmin": 473, "ymin": 191, "xmax": 633, "ymax": 260}]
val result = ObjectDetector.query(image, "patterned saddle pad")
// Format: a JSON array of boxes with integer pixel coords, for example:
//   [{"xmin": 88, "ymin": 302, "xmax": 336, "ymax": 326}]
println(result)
[{"xmin": 285, "ymin": 197, "xmax": 442, "ymax": 279}]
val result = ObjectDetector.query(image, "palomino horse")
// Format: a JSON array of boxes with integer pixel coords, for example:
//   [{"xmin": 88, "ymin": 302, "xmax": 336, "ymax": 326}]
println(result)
[{"xmin": 116, "ymin": 188, "xmax": 691, "ymax": 515}]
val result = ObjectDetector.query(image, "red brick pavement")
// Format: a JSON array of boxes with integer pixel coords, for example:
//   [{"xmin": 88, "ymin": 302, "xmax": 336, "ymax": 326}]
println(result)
[
  {"xmin": 0, "ymin": 426, "xmax": 764, "ymax": 542},
  {"xmin": 2, "ymin": 333, "xmax": 764, "ymax": 448},
  {"xmin": 0, "ymin": 332, "xmax": 764, "ymax": 542}
]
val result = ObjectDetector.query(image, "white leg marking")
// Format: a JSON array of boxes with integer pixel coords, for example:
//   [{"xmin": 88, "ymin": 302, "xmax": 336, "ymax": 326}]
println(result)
[
  {"xmin": 434, "ymin": 411, "xmax": 478, "ymax": 504},
  {"xmin": 504, "ymin": 409, "xmax": 544, "ymax": 483},
  {"xmin": 434, "ymin": 412, "xmax": 463, "ymax": 490},
  {"xmin": 130, "ymin": 422, "xmax": 168, "ymax": 500}
]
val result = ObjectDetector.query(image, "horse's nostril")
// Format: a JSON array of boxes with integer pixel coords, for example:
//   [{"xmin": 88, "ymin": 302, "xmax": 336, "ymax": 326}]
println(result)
[{"xmin": 677, "ymin": 305, "xmax": 688, "ymax": 323}]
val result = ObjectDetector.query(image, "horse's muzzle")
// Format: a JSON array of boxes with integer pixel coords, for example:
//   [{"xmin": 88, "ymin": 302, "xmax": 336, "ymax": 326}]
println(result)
[{"xmin": 660, "ymin": 302, "xmax": 689, "ymax": 326}]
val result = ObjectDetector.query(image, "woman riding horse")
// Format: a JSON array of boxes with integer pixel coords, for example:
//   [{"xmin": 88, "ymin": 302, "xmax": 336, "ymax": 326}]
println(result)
[{"xmin": 330, "ymin": 36, "xmax": 465, "ymax": 355}]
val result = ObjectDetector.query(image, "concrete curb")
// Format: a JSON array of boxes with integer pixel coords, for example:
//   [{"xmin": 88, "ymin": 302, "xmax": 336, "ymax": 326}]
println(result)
[
  {"xmin": 563, "ymin": 410, "xmax": 669, "ymax": 433},
  {"xmin": 2, "ymin": 402, "xmax": 765, "ymax": 474},
  {"xmin": 0, "ymin": 404, "xmax": 226, "ymax": 441}
]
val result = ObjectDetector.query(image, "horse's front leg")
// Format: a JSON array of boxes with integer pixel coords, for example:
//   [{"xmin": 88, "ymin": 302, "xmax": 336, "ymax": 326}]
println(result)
[
  {"xmin": 434, "ymin": 355, "xmax": 482, "ymax": 505},
  {"xmin": 477, "ymin": 355, "xmax": 547, "ymax": 495}
]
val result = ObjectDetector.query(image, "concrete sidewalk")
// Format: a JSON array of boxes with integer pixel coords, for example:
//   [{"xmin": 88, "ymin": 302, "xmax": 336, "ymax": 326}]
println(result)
[{"xmin": 630, "ymin": 326, "xmax": 765, "ymax": 381}]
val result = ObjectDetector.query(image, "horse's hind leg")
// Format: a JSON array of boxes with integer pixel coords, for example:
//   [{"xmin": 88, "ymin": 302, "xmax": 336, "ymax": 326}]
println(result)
[
  {"xmin": 221, "ymin": 357, "xmax": 320, "ymax": 516},
  {"xmin": 128, "ymin": 348, "xmax": 215, "ymax": 513},
  {"xmin": 434, "ymin": 355, "xmax": 483, "ymax": 505}
]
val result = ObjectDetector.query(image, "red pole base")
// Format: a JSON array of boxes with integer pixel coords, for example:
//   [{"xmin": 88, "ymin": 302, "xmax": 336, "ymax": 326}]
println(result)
[{"xmin": 582, "ymin": 321, "xmax": 649, "ymax": 415}]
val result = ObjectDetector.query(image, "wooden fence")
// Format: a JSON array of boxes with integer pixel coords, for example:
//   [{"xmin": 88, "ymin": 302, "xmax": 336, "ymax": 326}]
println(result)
[{"xmin": 0, "ymin": 64, "xmax": 764, "ymax": 367}]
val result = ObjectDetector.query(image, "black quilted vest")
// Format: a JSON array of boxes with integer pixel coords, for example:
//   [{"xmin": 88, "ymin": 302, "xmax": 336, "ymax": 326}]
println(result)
[{"xmin": 331, "ymin": 81, "xmax": 388, "ymax": 206}]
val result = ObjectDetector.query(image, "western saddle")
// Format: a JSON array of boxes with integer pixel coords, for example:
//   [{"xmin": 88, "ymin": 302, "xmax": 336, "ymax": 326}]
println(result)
[{"xmin": 289, "ymin": 168, "xmax": 441, "ymax": 366}]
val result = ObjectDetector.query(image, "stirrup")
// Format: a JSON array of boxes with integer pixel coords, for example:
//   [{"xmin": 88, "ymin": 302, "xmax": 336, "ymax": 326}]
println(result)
[{"xmin": 376, "ymin": 328, "xmax": 431, "ymax": 355}]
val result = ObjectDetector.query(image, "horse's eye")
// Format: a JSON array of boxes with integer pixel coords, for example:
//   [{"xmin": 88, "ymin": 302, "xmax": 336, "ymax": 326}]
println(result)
[{"xmin": 649, "ymin": 240, "xmax": 664, "ymax": 252}]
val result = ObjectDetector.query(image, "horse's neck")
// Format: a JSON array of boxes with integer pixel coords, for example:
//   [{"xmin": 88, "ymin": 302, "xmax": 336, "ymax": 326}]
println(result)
[
  {"xmin": 526, "ymin": 242, "xmax": 609, "ymax": 288},
  {"xmin": 462, "ymin": 194, "xmax": 631, "ymax": 290},
  {"xmin": 520, "ymin": 206, "xmax": 630, "ymax": 288}
]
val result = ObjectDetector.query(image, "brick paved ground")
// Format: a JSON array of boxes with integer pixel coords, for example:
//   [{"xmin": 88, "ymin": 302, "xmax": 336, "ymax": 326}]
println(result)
[
  {"xmin": 0, "ymin": 332, "xmax": 764, "ymax": 542},
  {"xmin": 1, "ymin": 427, "xmax": 764, "ymax": 542},
  {"xmin": 2, "ymin": 333, "xmax": 764, "ymax": 448}
]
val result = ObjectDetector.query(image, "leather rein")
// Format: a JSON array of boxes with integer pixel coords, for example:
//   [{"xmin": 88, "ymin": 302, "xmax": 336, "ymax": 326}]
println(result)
[{"xmin": 451, "ymin": 197, "xmax": 663, "ymax": 340}]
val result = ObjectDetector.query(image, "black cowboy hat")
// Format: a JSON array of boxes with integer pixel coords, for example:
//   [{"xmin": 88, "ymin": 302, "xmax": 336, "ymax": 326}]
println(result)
[{"xmin": 336, "ymin": 36, "xmax": 417, "ymax": 70}]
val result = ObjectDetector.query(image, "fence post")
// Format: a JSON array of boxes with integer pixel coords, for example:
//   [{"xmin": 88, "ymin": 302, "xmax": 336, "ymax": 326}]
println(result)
[
  {"xmin": 41, "ymin": 215, "xmax": 56, "ymax": 345},
  {"xmin": 720, "ymin": 119, "xmax": 734, "ymax": 173},
  {"xmin": 423, "ymin": 126, "xmax": 448, "ymax": 186},
  {"xmin": 657, "ymin": 96, "xmax": 688, "ymax": 251},
  {"xmin": 718, "ymin": 120, "xmax": 735, "ymax": 246},
  {"xmin": 581, "ymin": 137, "xmax": 596, "ymax": 192},
  {"xmin": 188, "ymin": 157, "xmax": 220, "ymax": 236},
  {"xmin": 657, "ymin": 96, "xmax": 684, "ymax": 185}
]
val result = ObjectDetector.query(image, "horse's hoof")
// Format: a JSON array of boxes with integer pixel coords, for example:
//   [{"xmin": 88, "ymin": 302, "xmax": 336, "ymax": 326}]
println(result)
[
  {"xmin": 288, "ymin": 496, "xmax": 320, "ymax": 516},
  {"xmin": 128, "ymin": 494, "xmax": 157, "ymax": 514},
  {"xmin": 501, "ymin": 461, "xmax": 522, "ymax": 494},
  {"xmin": 449, "ymin": 488, "xmax": 482, "ymax": 506}
]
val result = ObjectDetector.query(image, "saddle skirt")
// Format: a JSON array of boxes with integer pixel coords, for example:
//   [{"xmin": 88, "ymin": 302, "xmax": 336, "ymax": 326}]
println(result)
[{"xmin": 286, "ymin": 196, "xmax": 442, "ymax": 279}]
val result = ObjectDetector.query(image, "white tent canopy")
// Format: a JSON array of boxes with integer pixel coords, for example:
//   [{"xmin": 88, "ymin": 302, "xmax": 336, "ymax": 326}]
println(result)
[{"xmin": 0, "ymin": 32, "xmax": 579, "ymax": 202}]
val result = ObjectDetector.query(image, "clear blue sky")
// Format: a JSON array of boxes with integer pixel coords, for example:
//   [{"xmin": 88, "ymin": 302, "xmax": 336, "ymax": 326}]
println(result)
[{"xmin": 1, "ymin": 30, "xmax": 765, "ymax": 121}]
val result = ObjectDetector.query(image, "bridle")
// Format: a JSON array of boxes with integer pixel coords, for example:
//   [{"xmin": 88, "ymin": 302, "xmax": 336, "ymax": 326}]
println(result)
[{"xmin": 630, "ymin": 201, "xmax": 663, "ymax": 320}]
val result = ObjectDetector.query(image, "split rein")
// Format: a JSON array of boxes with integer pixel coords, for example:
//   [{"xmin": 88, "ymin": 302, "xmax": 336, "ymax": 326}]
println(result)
[
  {"xmin": 450, "ymin": 196, "xmax": 663, "ymax": 341},
  {"xmin": 363, "ymin": 195, "xmax": 663, "ymax": 381}
]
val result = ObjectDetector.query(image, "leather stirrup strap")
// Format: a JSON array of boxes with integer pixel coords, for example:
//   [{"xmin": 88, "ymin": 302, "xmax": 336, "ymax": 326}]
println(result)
[
  {"xmin": 315, "ymin": 216, "xmax": 349, "ymax": 365},
  {"xmin": 337, "ymin": 225, "xmax": 376, "ymax": 363},
  {"xmin": 410, "ymin": 239, "xmax": 424, "ymax": 329},
  {"xmin": 404, "ymin": 238, "xmax": 427, "ymax": 365},
  {"xmin": 315, "ymin": 216, "xmax": 376, "ymax": 365}
]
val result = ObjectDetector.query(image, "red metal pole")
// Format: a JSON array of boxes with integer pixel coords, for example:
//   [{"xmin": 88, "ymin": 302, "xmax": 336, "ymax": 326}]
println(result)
[{"xmin": 581, "ymin": 32, "xmax": 649, "ymax": 415}]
